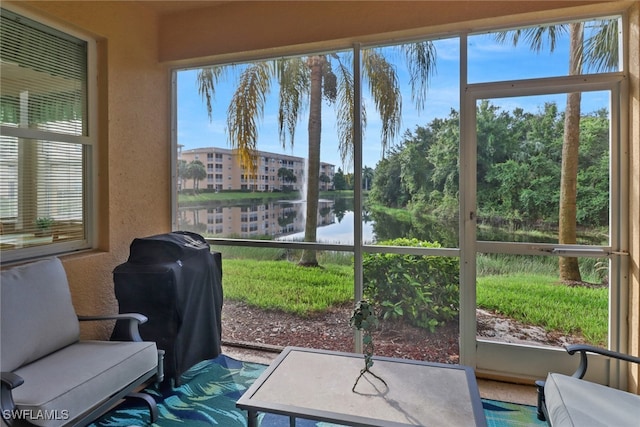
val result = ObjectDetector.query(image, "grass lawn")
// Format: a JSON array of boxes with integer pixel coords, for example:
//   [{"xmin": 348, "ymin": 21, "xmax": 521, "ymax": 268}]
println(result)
[
  {"xmin": 477, "ymin": 273, "xmax": 608, "ymax": 345},
  {"xmin": 222, "ymin": 258, "xmax": 353, "ymax": 316},
  {"xmin": 221, "ymin": 257, "xmax": 608, "ymax": 345}
]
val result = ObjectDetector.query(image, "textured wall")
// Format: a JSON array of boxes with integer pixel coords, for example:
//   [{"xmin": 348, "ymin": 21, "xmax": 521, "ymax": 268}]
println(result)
[{"xmin": 12, "ymin": 1, "xmax": 172, "ymax": 338}]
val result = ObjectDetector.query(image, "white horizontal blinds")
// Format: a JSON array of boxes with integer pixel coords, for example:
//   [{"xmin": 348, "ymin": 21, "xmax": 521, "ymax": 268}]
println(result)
[
  {"xmin": 0, "ymin": 8, "xmax": 88, "ymax": 256},
  {"xmin": 0, "ymin": 8, "xmax": 87, "ymax": 136},
  {"xmin": 0, "ymin": 137, "xmax": 18, "ymax": 220},
  {"xmin": 0, "ymin": 138, "xmax": 84, "ymax": 236},
  {"xmin": 34, "ymin": 141, "xmax": 85, "ymax": 240}
]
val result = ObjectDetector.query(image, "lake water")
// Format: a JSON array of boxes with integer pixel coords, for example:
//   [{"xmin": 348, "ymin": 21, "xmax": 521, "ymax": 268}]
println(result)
[
  {"xmin": 278, "ymin": 211, "xmax": 376, "ymax": 245},
  {"xmin": 177, "ymin": 194, "xmax": 585, "ymax": 247},
  {"xmin": 177, "ymin": 196, "xmax": 375, "ymax": 245}
]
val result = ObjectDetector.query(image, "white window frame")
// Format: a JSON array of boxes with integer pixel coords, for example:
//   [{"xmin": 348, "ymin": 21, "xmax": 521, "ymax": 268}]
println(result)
[
  {"xmin": 170, "ymin": 9, "xmax": 628, "ymax": 378},
  {"xmin": 0, "ymin": 5, "xmax": 97, "ymax": 263}
]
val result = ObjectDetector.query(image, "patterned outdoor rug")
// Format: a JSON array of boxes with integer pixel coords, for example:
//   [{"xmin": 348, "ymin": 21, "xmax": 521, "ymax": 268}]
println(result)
[{"xmin": 90, "ymin": 354, "xmax": 546, "ymax": 427}]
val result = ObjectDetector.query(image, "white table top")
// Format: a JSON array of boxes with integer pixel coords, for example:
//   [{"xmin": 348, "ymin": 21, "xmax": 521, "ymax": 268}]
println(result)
[{"xmin": 237, "ymin": 346, "xmax": 487, "ymax": 427}]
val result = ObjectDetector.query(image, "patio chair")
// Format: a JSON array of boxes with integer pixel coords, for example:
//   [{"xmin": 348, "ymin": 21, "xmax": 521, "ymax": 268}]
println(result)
[
  {"xmin": 1, "ymin": 257, "xmax": 163, "ymax": 426},
  {"xmin": 536, "ymin": 344, "xmax": 640, "ymax": 426}
]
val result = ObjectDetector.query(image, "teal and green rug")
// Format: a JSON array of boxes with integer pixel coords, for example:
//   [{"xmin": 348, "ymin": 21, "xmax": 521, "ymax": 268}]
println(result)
[{"xmin": 90, "ymin": 355, "xmax": 546, "ymax": 427}]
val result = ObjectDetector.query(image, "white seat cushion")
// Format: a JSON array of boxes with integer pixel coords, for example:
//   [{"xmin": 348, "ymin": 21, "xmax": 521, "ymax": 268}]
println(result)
[
  {"xmin": 12, "ymin": 341, "xmax": 157, "ymax": 427},
  {"xmin": 545, "ymin": 372, "xmax": 640, "ymax": 427}
]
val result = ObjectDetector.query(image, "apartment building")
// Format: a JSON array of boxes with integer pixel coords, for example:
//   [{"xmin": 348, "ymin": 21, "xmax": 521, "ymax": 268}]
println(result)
[{"xmin": 179, "ymin": 146, "xmax": 335, "ymax": 192}]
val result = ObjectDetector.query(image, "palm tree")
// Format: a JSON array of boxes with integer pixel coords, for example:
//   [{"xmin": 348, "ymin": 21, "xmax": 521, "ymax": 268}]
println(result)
[
  {"xmin": 198, "ymin": 43, "xmax": 436, "ymax": 266},
  {"xmin": 319, "ymin": 173, "xmax": 332, "ymax": 190},
  {"xmin": 496, "ymin": 19, "xmax": 618, "ymax": 282},
  {"xmin": 185, "ymin": 160, "xmax": 207, "ymax": 195},
  {"xmin": 177, "ymin": 159, "xmax": 188, "ymax": 192},
  {"xmin": 277, "ymin": 167, "xmax": 297, "ymax": 190}
]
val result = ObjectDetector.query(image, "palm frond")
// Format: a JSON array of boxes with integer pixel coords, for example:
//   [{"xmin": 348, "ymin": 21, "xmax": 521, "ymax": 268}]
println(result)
[
  {"xmin": 227, "ymin": 62, "xmax": 273, "ymax": 175},
  {"xmin": 495, "ymin": 25, "xmax": 568, "ymax": 53},
  {"xmin": 322, "ymin": 60, "xmax": 338, "ymax": 103},
  {"xmin": 584, "ymin": 19, "xmax": 619, "ymax": 73},
  {"xmin": 197, "ymin": 66, "xmax": 226, "ymax": 119},
  {"xmin": 495, "ymin": 19, "xmax": 618, "ymax": 74},
  {"xmin": 333, "ymin": 58, "xmax": 355, "ymax": 167},
  {"xmin": 276, "ymin": 57, "xmax": 309, "ymax": 149},
  {"xmin": 362, "ymin": 49, "xmax": 402, "ymax": 156},
  {"xmin": 401, "ymin": 41, "xmax": 437, "ymax": 112}
]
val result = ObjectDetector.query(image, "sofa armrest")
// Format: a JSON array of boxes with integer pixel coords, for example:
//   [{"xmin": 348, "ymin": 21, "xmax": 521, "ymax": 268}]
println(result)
[
  {"xmin": 566, "ymin": 344, "xmax": 640, "ymax": 379},
  {"xmin": 1, "ymin": 371, "xmax": 24, "ymax": 426},
  {"xmin": 78, "ymin": 313, "xmax": 148, "ymax": 342}
]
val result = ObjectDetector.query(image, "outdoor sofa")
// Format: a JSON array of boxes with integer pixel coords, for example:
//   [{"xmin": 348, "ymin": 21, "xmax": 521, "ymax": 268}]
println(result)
[
  {"xmin": 1, "ymin": 257, "xmax": 163, "ymax": 427},
  {"xmin": 536, "ymin": 344, "xmax": 640, "ymax": 426}
]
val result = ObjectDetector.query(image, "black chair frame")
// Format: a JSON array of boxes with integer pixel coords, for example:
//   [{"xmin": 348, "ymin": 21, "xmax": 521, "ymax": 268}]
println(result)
[{"xmin": 535, "ymin": 344, "xmax": 640, "ymax": 424}]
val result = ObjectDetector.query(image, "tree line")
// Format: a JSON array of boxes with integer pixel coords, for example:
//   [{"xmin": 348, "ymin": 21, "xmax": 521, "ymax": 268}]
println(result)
[{"xmin": 368, "ymin": 100, "xmax": 609, "ymax": 232}]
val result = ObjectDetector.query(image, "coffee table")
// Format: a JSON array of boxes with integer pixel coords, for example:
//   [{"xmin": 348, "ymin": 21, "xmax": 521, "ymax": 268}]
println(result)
[{"xmin": 236, "ymin": 346, "xmax": 487, "ymax": 426}]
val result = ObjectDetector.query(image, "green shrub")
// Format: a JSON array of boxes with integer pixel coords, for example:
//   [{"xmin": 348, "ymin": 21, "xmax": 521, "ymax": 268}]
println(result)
[{"xmin": 363, "ymin": 238, "xmax": 459, "ymax": 331}]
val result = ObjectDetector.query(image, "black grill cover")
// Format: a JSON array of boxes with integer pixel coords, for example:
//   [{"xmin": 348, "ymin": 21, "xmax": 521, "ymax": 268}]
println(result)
[{"xmin": 111, "ymin": 231, "xmax": 223, "ymax": 385}]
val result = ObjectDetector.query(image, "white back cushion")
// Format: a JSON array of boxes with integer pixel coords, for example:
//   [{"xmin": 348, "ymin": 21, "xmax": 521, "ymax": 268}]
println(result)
[{"xmin": 1, "ymin": 258, "xmax": 80, "ymax": 372}]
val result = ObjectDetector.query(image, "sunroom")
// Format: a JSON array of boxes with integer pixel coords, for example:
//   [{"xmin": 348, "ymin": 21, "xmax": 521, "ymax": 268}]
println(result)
[{"xmin": 1, "ymin": 0, "xmax": 639, "ymax": 424}]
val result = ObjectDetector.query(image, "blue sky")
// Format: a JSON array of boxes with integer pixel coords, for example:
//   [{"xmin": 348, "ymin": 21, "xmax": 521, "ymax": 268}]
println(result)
[{"xmin": 177, "ymin": 31, "xmax": 610, "ymax": 170}]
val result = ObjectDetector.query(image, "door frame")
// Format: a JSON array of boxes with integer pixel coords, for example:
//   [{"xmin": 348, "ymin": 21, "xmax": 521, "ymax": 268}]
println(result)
[{"xmin": 459, "ymin": 72, "xmax": 629, "ymax": 385}]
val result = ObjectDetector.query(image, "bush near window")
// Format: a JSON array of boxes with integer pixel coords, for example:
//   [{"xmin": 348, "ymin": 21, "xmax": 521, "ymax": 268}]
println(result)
[{"xmin": 363, "ymin": 238, "xmax": 459, "ymax": 331}]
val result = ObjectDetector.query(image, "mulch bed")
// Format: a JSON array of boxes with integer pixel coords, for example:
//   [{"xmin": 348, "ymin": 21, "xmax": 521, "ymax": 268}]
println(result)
[{"xmin": 221, "ymin": 300, "xmax": 585, "ymax": 364}]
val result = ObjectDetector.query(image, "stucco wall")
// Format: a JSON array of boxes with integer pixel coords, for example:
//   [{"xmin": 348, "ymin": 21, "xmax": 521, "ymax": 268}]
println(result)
[{"xmin": 12, "ymin": 1, "xmax": 172, "ymax": 338}]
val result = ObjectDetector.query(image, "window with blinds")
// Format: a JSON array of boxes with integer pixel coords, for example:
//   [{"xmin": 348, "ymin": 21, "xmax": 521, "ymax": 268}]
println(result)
[{"xmin": 0, "ymin": 8, "xmax": 92, "ymax": 262}]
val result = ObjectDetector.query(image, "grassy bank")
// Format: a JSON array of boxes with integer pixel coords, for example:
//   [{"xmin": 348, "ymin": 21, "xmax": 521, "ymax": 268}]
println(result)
[
  {"xmin": 223, "ymin": 258, "xmax": 353, "ymax": 316},
  {"xmin": 477, "ymin": 274, "xmax": 607, "ymax": 345},
  {"xmin": 222, "ymin": 257, "xmax": 608, "ymax": 345}
]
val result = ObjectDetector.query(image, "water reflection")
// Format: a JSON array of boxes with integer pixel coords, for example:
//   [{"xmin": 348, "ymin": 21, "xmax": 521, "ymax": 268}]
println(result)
[
  {"xmin": 177, "ymin": 196, "xmax": 374, "ymax": 244},
  {"xmin": 178, "ymin": 195, "xmax": 598, "ymax": 248},
  {"xmin": 281, "ymin": 211, "xmax": 375, "ymax": 245},
  {"xmin": 370, "ymin": 208, "xmax": 459, "ymax": 247}
]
